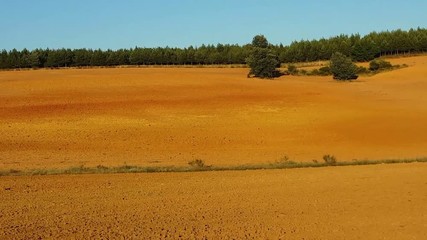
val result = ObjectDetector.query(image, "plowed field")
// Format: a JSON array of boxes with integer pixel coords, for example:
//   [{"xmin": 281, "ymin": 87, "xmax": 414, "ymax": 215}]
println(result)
[
  {"xmin": 1, "ymin": 163, "xmax": 426, "ymax": 239},
  {"xmin": 1, "ymin": 56, "xmax": 427, "ymax": 170}
]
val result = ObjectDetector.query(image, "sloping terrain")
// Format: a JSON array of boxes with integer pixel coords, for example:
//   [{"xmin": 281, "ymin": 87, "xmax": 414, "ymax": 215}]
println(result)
[
  {"xmin": 1, "ymin": 56, "xmax": 427, "ymax": 239},
  {"xmin": 0, "ymin": 56, "xmax": 427, "ymax": 170}
]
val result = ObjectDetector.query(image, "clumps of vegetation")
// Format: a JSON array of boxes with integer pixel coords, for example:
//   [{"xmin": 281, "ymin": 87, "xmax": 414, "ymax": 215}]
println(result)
[
  {"xmin": 1, "ymin": 157, "xmax": 427, "ymax": 177},
  {"xmin": 318, "ymin": 66, "xmax": 332, "ymax": 76},
  {"xmin": 369, "ymin": 59, "xmax": 393, "ymax": 71},
  {"xmin": 246, "ymin": 35, "xmax": 281, "ymax": 79},
  {"xmin": 330, "ymin": 52, "xmax": 358, "ymax": 80},
  {"xmin": 96, "ymin": 165, "xmax": 109, "ymax": 171},
  {"xmin": 289, "ymin": 58, "xmax": 402, "ymax": 78},
  {"xmin": 188, "ymin": 159, "xmax": 209, "ymax": 168},
  {"xmin": 273, "ymin": 155, "xmax": 299, "ymax": 167},
  {"xmin": 287, "ymin": 64, "xmax": 299, "ymax": 75},
  {"xmin": 356, "ymin": 66, "xmax": 370, "ymax": 74},
  {"xmin": 286, "ymin": 65, "xmax": 332, "ymax": 77},
  {"xmin": 323, "ymin": 154, "xmax": 337, "ymax": 165},
  {"xmin": 298, "ymin": 69, "xmax": 308, "ymax": 75}
]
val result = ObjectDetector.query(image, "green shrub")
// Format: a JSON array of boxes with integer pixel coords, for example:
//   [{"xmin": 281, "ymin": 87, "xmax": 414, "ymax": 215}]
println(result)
[
  {"xmin": 369, "ymin": 59, "xmax": 392, "ymax": 71},
  {"xmin": 369, "ymin": 60, "xmax": 379, "ymax": 71},
  {"xmin": 318, "ymin": 66, "xmax": 331, "ymax": 76},
  {"xmin": 310, "ymin": 69, "xmax": 321, "ymax": 76},
  {"xmin": 305, "ymin": 66, "xmax": 331, "ymax": 76},
  {"xmin": 299, "ymin": 69, "xmax": 308, "ymax": 75},
  {"xmin": 330, "ymin": 52, "xmax": 358, "ymax": 80},
  {"xmin": 378, "ymin": 60, "xmax": 392, "ymax": 69},
  {"xmin": 356, "ymin": 66, "xmax": 369, "ymax": 74},
  {"xmin": 287, "ymin": 64, "xmax": 298, "ymax": 75}
]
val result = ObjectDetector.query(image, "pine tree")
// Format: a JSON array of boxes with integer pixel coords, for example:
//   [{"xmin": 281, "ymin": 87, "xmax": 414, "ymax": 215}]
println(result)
[
  {"xmin": 246, "ymin": 35, "xmax": 279, "ymax": 79},
  {"xmin": 330, "ymin": 52, "xmax": 358, "ymax": 81}
]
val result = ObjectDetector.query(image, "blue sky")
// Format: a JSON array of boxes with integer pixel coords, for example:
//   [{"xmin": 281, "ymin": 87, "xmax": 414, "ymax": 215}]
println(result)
[{"xmin": 1, "ymin": 0, "xmax": 426, "ymax": 50}]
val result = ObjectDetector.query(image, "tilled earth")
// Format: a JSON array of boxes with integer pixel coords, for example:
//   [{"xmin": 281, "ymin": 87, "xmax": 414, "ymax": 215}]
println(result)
[
  {"xmin": 1, "ymin": 163, "xmax": 426, "ymax": 239},
  {"xmin": 1, "ymin": 56, "xmax": 427, "ymax": 239},
  {"xmin": 1, "ymin": 56, "xmax": 427, "ymax": 170}
]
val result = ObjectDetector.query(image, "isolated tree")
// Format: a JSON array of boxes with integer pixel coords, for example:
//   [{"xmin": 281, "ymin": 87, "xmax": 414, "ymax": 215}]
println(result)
[
  {"xmin": 246, "ymin": 35, "xmax": 279, "ymax": 78},
  {"xmin": 330, "ymin": 52, "xmax": 358, "ymax": 80}
]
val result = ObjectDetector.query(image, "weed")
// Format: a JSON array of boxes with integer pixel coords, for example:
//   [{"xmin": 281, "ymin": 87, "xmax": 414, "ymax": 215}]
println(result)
[
  {"xmin": 96, "ymin": 165, "xmax": 109, "ymax": 170},
  {"xmin": 188, "ymin": 159, "xmax": 207, "ymax": 168},
  {"xmin": 323, "ymin": 154, "xmax": 337, "ymax": 165},
  {"xmin": 1, "ymin": 157, "xmax": 427, "ymax": 177},
  {"xmin": 274, "ymin": 155, "xmax": 299, "ymax": 167}
]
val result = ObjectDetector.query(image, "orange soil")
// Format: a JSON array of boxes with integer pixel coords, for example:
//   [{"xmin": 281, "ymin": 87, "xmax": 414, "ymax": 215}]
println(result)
[
  {"xmin": 1, "ymin": 56, "xmax": 427, "ymax": 170},
  {"xmin": 1, "ymin": 163, "xmax": 426, "ymax": 239}
]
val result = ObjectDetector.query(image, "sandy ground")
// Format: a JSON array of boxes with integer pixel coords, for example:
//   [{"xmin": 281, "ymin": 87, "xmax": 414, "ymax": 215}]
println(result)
[
  {"xmin": 1, "ymin": 163, "xmax": 426, "ymax": 239},
  {"xmin": 1, "ymin": 56, "xmax": 427, "ymax": 170}
]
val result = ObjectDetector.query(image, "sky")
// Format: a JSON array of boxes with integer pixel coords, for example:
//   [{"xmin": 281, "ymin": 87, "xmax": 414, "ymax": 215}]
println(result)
[{"xmin": 1, "ymin": 0, "xmax": 427, "ymax": 50}]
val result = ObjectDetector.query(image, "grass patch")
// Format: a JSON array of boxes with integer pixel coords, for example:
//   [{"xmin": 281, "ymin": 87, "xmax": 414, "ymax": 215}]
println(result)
[{"xmin": 0, "ymin": 157, "xmax": 426, "ymax": 177}]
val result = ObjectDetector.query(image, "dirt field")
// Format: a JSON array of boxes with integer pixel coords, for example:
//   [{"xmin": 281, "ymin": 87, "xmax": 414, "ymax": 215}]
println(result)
[
  {"xmin": 1, "ymin": 56, "xmax": 427, "ymax": 239},
  {"xmin": 1, "ymin": 163, "xmax": 426, "ymax": 239},
  {"xmin": 1, "ymin": 56, "xmax": 427, "ymax": 170}
]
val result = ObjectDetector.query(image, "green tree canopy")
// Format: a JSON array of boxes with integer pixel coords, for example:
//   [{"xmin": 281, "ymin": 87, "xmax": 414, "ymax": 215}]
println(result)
[
  {"xmin": 246, "ymin": 35, "xmax": 279, "ymax": 79},
  {"xmin": 0, "ymin": 28, "xmax": 426, "ymax": 70},
  {"xmin": 330, "ymin": 52, "xmax": 358, "ymax": 81}
]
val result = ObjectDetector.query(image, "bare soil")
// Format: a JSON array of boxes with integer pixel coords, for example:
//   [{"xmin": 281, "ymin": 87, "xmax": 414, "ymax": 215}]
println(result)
[
  {"xmin": 1, "ymin": 56, "xmax": 427, "ymax": 170},
  {"xmin": 1, "ymin": 163, "xmax": 426, "ymax": 239},
  {"xmin": 1, "ymin": 56, "xmax": 427, "ymax": 239}
]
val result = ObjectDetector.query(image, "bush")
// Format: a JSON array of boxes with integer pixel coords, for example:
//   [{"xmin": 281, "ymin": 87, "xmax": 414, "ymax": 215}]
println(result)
[
  {"xmin": 378, "ymin": 60, "xmax": 392, "ymax": 69},
  {"xmin": 318, "ymin": 66, "xmax": 331, "ymax": 76},
  {"xmin": 369, "ymin": 59, "xmax": 392, "ymax": 71},
  {"xmin": 305, "ymin": 66, "xmax": 331, "ymax": 76},
  {"xmin": 356, "ymin": 66, "xmax": 369, "ymax": 74},
  {"xmin": 287, "ymin": 64, "xmax": 298, "ymax": 75},
  {"xmin": 323, "ymin": 154, "xmax": 337, "ymax": 165},
  {"xmin": 299, "ymin": 69, "xmax": 308, "ymax": 75},
  {"xmin": 308, "ymin": 69, "xmax": 319, "ymax": 76},
  {"xmin": 330, "ymin": 52, "xmax": 358, "ymax": 80}
]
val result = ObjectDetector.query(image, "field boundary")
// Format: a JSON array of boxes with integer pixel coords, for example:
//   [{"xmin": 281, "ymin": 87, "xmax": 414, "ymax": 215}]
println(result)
[
  {"xmin": 0, "ymin": 64, "xmax": 249, "ymax": 72},
  {"xmin": 1, "ymin": 158, "xmax": 426, "ymax": 177}
]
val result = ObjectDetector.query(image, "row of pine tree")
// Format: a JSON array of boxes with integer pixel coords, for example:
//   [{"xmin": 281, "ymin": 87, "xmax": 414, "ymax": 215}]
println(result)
[{"xmin": 1, "ymin": 28, "xmax": 427, "ymax": 69}]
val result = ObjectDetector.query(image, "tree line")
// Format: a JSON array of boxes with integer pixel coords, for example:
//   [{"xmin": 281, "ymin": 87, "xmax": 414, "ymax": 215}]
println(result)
[
  {"xmin": 280, "ymin": 27, "xmax": 427, "ymax": 62},
  {"xmin": 1, "ymin": 28, "xmax": 427, "ymax": 69}
]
